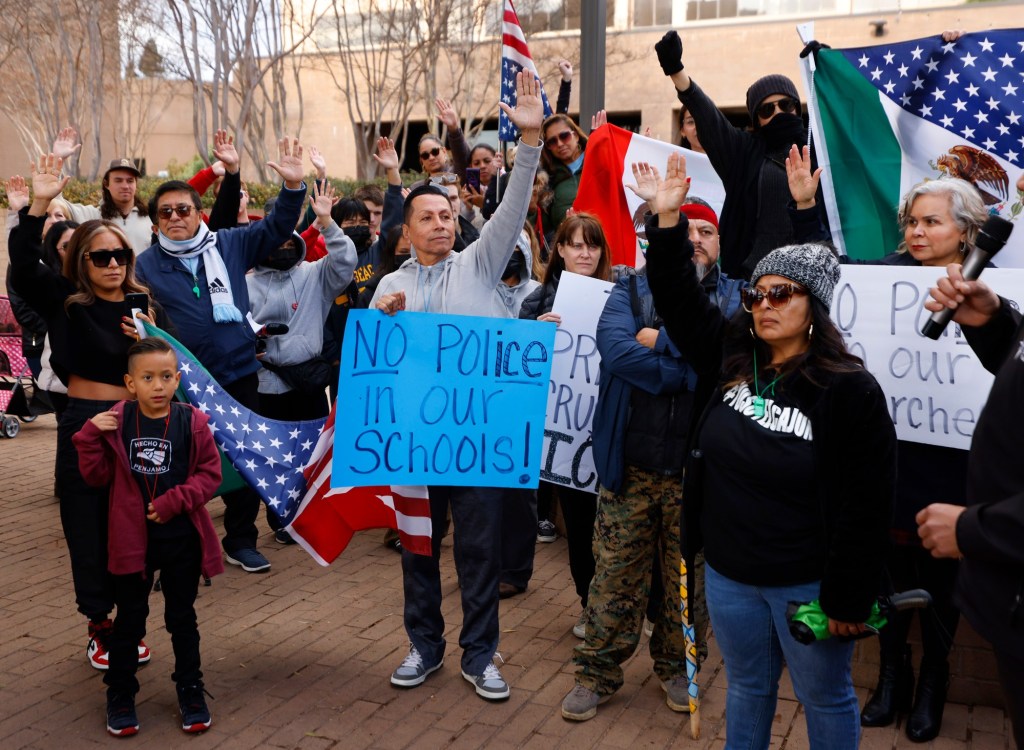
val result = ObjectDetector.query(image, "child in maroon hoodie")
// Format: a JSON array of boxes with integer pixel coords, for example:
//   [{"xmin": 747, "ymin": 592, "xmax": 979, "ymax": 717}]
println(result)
[{"xmin": 73, "ymin": 337, "xmax": 223, "ymax": 737}]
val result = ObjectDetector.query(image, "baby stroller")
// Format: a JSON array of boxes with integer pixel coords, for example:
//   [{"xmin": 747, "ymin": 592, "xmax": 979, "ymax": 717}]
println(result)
[{"xmin": 0, "ymin": 295, "xmax": 54, "ymax": 438}]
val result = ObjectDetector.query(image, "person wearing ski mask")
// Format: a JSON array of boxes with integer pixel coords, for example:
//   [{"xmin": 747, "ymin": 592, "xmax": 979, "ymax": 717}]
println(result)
[
  {"xmin": 654, "ymin": 30, "xmax": 827, "ymax": 279},
  {"xmin": 246, "ymin": 182, "xmax": 356, "ymax": 422}
]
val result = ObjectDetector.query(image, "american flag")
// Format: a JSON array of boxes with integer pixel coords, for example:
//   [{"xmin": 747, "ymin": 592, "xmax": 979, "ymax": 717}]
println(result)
[
  {"xmin": 498, "ymin": 0, "xmax": 553, "ymax": 142},
  {"xmin": 842, "ymin": 30, "xmax": 1023, "ymax": 168},
  {"xmin": 140, "ymin": 321, "xmax": 432, "ymax": 564}
]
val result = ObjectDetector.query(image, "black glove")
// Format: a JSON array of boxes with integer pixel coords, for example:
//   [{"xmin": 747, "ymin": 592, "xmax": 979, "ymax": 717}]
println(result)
[{"xmin": 655, "ymin": 30, "xmax": 684, "ymax": 76}]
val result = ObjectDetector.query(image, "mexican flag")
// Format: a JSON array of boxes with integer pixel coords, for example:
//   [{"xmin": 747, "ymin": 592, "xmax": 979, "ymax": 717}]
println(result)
[
  {"xmin": 573, "ymin": 124, "xmax": 725, "ymax": 267},
  {"xmin": 802, "ymin": 30, "xmax": 1024, "ymax": 266}
]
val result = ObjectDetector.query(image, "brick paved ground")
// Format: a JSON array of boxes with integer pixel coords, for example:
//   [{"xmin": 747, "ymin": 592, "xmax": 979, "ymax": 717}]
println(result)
[{"xmin": 0, "ymin": 415, "xmax": 1013, "ymax": 749}]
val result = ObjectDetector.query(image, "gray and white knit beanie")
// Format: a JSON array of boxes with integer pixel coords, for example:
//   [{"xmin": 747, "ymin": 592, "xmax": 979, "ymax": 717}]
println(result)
[{"xmin": 750, "ymin": 243, "xmax": 840, "ymax": 309}]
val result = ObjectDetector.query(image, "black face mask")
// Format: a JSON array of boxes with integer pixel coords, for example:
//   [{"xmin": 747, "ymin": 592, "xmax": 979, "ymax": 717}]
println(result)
[
  {"xmin": 502, "ymin": 250, "xmax": 525, "ymax": 282},
  {"xmin": 343, "ymin": 225, "xmax": 372, "ymax": 251},
  {"xmin": 758, "ymin": 112, "xmax": 805, "ymax": 152},
  {"xmin": 263, "ymin": 241, "xmax": 302, "ymax": 271}
]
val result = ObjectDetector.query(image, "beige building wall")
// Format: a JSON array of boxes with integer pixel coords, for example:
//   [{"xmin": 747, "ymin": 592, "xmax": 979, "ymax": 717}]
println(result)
[{"xmin": 2, "ymin": 2, "xmax": 1021, "ymax": 182}]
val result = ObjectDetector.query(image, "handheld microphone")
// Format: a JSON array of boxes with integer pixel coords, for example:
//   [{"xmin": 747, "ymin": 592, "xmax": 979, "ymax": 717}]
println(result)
[{"xmin": 921, "ymin": 215, "xmax": 1013, "ymax": 340}]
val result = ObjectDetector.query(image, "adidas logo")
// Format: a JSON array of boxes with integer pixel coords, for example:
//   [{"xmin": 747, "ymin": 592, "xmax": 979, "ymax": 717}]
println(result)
[{"xmin": 209, "ymin": 277, "xmax": 228, "ymax": 295}]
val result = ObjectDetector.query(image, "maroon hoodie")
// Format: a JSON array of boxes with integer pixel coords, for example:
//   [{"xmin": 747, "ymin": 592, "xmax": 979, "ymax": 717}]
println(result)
[{"xmin": 73, "ymin": 401, "xmax": 225, "ymax": 578}]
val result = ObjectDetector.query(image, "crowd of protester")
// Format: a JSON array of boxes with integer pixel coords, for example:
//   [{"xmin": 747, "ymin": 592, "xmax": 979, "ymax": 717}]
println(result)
[{"xmin": 3, "ymin": 29, "xmax": 1023, "ymax": 750}]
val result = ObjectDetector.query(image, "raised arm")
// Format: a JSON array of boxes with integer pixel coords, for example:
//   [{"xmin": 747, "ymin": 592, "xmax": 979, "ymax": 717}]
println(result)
[
  {"xmin": 437, "ymin": 98, "xmax": 472, "ymax": 181},
  {"xmin": 467, "ymin": 72, "xmax": 545, "ymax": 286},
  {"xmin": 556, "ymin": 60, "xmax": 573, "ymax": 114},
  {"xmin": 373, "ymin": 137, "xmax": 404, "ymax": 238}
]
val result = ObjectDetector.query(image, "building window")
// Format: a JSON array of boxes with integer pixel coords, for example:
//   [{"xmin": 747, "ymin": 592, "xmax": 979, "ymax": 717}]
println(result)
[
  {"xmin": 516, "ymin": 0, "xmax": 616, "ymax": 34},
  {"xmin": 633, "ymin": 0, "xmax": 673, "ymax": 27}
]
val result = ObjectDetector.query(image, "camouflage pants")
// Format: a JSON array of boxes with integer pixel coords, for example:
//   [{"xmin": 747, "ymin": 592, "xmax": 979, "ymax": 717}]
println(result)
[{"xmin": 573, "ymin": 465, "xmax": 708, "ymax": 695}]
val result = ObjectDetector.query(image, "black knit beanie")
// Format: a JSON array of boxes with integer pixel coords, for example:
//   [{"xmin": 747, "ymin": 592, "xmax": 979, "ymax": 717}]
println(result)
[{"xmin": 746, "ymin": 74, "xmax": 800, "ymax": 126}]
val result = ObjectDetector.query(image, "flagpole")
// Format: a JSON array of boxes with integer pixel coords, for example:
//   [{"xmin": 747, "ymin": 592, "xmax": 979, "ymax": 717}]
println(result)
[{"xmin": 496, "ymin": 0, "xmax": 505, "ymax": 205}]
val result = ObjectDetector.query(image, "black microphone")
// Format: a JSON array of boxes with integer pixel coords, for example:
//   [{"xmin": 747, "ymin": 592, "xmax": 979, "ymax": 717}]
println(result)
[{"xmin": 921, "ymin": 215, "xmax": 1013, "ymax": 340}]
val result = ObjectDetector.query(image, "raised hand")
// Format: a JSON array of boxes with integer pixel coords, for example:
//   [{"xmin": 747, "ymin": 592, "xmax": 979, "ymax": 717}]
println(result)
[
  {"xmin": 308, "ymin": 145, "xmax": 328, "ymax": 180},
  {"xmin": 651, "ymin": 152, "xmax": 690, "ymax": 221},
  {"xmin": 435, "ymin": 98, "xmax": 460, "ymax": 131},
  {"xmin": 591, "ymin": 109, "xmax": 608, "ymax": 133},
  {"xmin": 558, "ymin": 60, "xmax": 573, "ymax": 82},
  {"xmin": 267, "ymin": 137, "xmax": 304, "ymax": 189},
  {"xmin": 29, "ymin": 154, "xmax": 70, "ymax": 208},
  {"xmin": 372, "ymin": 136, "xmax": 400, "ymax": 172},
  {"xmin": 5, "ymin": 175, "xmax": 30, "ymax": 213},
  {"xmin": 785, "ymin": 144, "xmax": 821, "ymax": 208},
  {"xmin": 52, "ymin": 126, "xmax": 82, "ymax": 160},
  {"xmin": 498, "ymin": 72, "xmax": 545, "ymax": 146},
  {"xmin": 309, "ymin": 180, "xmax": 336, "ymax": 223},
  {"xmin": 626, "ymin": 161, "xmax": 661, "ymax": 205},
  {"xmin": 212, "ymin": 129, "xmax": 239, "ymax": 174},
  {"xmin": 655, "ymin": 31, "xmax": 684, "ymax": 76}
]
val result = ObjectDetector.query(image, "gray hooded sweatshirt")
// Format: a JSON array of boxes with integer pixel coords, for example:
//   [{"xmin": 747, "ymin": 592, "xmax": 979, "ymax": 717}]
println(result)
[
  {"xmin": 370, "ymin": 141, "xmax": 541, "ymax": 317},
  {"xmin": 246, "ymin": 222, "xmax": 356, "ymax": 394}
]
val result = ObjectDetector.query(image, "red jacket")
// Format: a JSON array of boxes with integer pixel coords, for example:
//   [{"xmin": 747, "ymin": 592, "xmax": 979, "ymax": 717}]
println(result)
[{"xmin": 73, "ymin": 401, "xmax": 225, "ymax": 578}]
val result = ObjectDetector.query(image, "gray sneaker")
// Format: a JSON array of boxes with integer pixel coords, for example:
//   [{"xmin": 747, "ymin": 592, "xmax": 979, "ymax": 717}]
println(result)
[
  {"xmin": 561, "ymin": 684, "xmax": 609, "ymax": 721},
  {"xmin": 461, "ymin": 661, "xmax": 509, "ymax": 701},
  {"xmin": 572, "ymin": 612, "xmax": 586, "ymax": 640},
  {"xmin": 662, "ymin": 675, "xmax": 690, "ymax": 713},
  {"xmin": 390, "ymin": 645, "xmax": 442, "ymax": 687}
]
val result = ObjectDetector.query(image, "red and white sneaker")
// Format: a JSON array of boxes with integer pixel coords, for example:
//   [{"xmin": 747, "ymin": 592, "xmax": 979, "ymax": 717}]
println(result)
[
  {"xmin": 87, "ymin": 621, "xmax": 152, "ymax": 670},
  {"xmin": 87, "ymin": 619, "xmax": 113, "ymax": 670}
]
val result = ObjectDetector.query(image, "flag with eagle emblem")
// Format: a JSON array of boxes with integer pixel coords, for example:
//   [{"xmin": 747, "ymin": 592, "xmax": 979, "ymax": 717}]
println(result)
[{"xmin": 801, "ymin": 29, "xmax": 1024, "ymax": 266}]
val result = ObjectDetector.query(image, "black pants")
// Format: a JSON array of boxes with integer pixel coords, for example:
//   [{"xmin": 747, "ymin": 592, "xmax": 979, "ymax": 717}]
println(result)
[
  {"xmin": 559, "ymin": 486, "xmax": 598, "ymax": 607},
  {"xmin": 220, "ymin": 374, "xmax": 262, "ymax": 553},
  {"xmin": 995, "ymin": 646, "xmax": 1024, "ymax": 749},
  {"xmin": 56, "ymin": 397, "xmax": 118, "ymax": 622},
  {"xmin": 879, "ymin": 544, "xmax": 960, "ymax": 668},
  {"xmin": 105, "ymin": 531, "xmax": 203, "ymax": 696},
  {"xmin": 500, "ymin": 488, "xmax": 538, "ymax": 589}
]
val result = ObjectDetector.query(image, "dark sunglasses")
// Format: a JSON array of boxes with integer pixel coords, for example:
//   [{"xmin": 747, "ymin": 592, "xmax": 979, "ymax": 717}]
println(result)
[
  {"xmin": 755, "ymin": 97, "xmax": 800, "ymax": 120},
  {"xmin": 544, "ymin": 130, "xmax": 575, "ymax": 148},
  {"xmin": 156, "ymin": 204, "xmax": 196, "ymax": 219},
  {"xmin": 741, "ymin": 283, "xmax": 807, "ymax": 313},
  {"xmin": 419, "ymin": 146, "xmax": 442, "ymax": 160},
  {"xmin": 84, "ymin": 248, "xmax": 131, "ymax": 268}
]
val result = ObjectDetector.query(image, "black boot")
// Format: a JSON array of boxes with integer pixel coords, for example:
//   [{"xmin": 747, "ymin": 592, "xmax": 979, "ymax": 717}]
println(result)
[
  {"xmin": 906, "ymin": 660, "xmax": 949, "ymax": 742},
  {"xmin": 861, "ymin": 644, "xmax": 914, "ymax": 727}
]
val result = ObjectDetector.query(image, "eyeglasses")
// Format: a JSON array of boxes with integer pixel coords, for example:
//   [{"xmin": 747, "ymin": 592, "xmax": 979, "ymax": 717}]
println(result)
[
  {"xmin": 565, "ymin": 241, "xmax": 600, "ymax": 254},
  {"xmin": 420, "ymin": 147, "xmax": 442, "ymax": 160},
  {"xmin": 84, "ymin": 248, "xmax": 131, "ymax": 268},
  {"xmin": 429, "ymin": 172, "xmax": 458, "ymax": 185},
  {"xmin": 740, "ymin": 283, "xmax": 807, "ymax": 313},
  {"xmin": 544, "ymin": 130, "xmax": 575, "ymax": 149},
  {"xmin": 755, "ymin": 98, "xmax": 800, "ymax": 120},
  {"xmin": 156, "ymin": 204, "xmax": 196, "ymax": 219}
]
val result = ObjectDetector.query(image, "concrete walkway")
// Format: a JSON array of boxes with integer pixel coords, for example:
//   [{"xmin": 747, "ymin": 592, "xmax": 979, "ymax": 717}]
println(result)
[{"xmin": 0, "ymin": 414, "xmax": 1013, "ymax": 749}]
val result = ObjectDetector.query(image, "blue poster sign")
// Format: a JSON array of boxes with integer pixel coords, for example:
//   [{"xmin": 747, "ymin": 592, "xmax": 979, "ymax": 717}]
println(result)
[{"xmin": 333, "ymin": 310, "xmax": 557, "ymax": 488}]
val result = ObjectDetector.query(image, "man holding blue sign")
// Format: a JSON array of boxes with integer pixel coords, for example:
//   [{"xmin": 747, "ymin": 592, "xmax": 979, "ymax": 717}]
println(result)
[{"xmin": 370, "ymin": 71, "xmax": 545, "ymax": 702}]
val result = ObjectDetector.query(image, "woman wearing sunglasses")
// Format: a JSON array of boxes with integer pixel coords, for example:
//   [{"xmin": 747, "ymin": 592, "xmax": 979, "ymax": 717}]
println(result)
[
  {"xmin": 654, "ymin": 30, "xmax": 824, "ymax": 280},
  {"xmin": 644, "ymin": 153, "xmax": 896, "ymax": 750},
  {"xmin": 539, "ymin": 113, "xmax": 589, "ymax": 239},
  {"xmin": 10, "ymin": 153, "xmax": 172, "ymax": 672},
  {"xmin": 787, "ymin": 146, "xmax": 989, "ymax": 741}
]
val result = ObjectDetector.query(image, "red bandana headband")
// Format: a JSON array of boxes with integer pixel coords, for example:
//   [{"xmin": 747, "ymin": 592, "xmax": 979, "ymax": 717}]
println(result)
[{"xmin": 680, "ymin": 204, "xmax": 719, "ymax": 229}]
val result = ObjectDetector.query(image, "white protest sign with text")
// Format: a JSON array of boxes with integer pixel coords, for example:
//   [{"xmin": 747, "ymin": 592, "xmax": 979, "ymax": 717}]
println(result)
[
  {"xmin": 830, "ymin": 265, "xmax": 1023, "ymax": 450},
  {"xmin": 540, "ymin": 272, "xmax": 615, "ymax": 494}
]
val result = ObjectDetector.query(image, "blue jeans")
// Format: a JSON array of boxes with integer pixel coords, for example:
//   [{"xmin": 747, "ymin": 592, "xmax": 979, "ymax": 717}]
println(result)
[{"xmin": 705, "ymin": 564, "xmax": 859, "ymax": 750}]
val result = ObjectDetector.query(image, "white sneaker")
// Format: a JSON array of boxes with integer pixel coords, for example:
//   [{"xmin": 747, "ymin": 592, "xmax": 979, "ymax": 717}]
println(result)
[
  {"xmin": 462, "ymin": 660, "xmax": 510, "ymax": 700},
  {"xmin": 390, "ymin": 645, "xmax": 442, "ymax": 687}
]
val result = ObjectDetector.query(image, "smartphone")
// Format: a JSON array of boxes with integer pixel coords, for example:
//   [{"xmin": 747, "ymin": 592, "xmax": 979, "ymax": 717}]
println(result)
[
  {"xmin": 465, "ymin": 167, "xmax": 481, "ymax": 192},
  {"xmin": 124, "ymin": 293, "xmax": 149, "ymax": 318}
]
